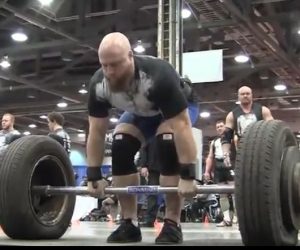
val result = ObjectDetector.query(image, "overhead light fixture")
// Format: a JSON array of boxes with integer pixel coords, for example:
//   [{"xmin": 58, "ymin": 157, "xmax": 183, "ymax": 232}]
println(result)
[
  {"xmin": 38, "ymin": 0, "xmax": 53, "ymax": 6},
  {"xmin": 200, "ymin": 111, "xmax": 210, "ymax": 118},
  {"xmin": 40, "ymin": 115, "xmax": 48, "ymax": 119},
  {"xmin": 23, "ymin": 131, "xmax": 31, "ymax": 136},
  {"xmin": 234, "ymin": 54, "xmax": 249, "ymax": 63},
  {"xmin": 133, "ymin": 41, "xmax": 145, "ymax": 53},
  {"xmin": 28, "ymin": 124, "xmax": 37, "ymax": 128},
  {"xmin": 78, "ymin": 133, "xmax": 86, "ymax": 138},
  {"xmin": 77, "ymin": 129, "xmax": 84, "ymax": 133},
  {"xmin": 110, "ymin": 117, "xmax": 118, "ymax": 123},
  {"xmin": 298, "ymin": 29, "xmax": 300, "ymax": 35},
  {"xmin": 57, "ymin": 100, "xmax": 68, "ymax": 108},
  {"xmin": 11, "ymin": 31, "xmax": 28, "ymax": 42},
  {"xmin": 235, "ymin": 101, "xmax": 241, "ymax": 105},
  {"xmin": 182, "ymin": 8, "xmax": 191, "ymax": 19},
  {"xmin": 213, "ymin": 41, "xmax": 224, "ymax": 46},
  {"xmin": 0, "ymin": 56, "xmax": 11, "ymax": 69},
  {"xmin": 274, "ymin": 84, "xmax": 287, "ymax": 91},
  {"xmin": 78, "ymin": 84, "xmax": 88, "ymax": 94}
]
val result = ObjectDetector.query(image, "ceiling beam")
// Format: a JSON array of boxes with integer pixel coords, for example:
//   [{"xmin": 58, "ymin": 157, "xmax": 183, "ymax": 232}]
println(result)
[
  {"xmin": 220, "ymin": 0, "xmax": 300, "ymax": 84},
  {"xmin": 0, "ymin": 71, "xmax": 82, "ymax": 103},
  {"xmin": 1, "ymin": 2, "xmax": 98, "ymax": 52}
]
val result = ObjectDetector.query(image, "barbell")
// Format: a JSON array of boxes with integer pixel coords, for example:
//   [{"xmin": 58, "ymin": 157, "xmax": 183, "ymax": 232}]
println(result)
[
  {"xmin": 0, "ymin": 120, "xmax": 298, "ymax": 246},
  {"xmin": 31, "ymin": 184, "xmax": 235, "ymax": 196}
]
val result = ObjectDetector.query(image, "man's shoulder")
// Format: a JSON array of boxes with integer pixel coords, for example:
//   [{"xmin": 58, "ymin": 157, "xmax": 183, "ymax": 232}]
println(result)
[
  {"xmin": 12, "ymin": 130, "xmax": 20, "ymax": 135},
  {"xmin": 90, "ymin": 68, "xmax": 104, "ymax": 86},
  {"xmin": 54, "ymin": 128, "xmax": 69, "ymax": 137},
  {"xmin": 134, "ymin": 55, "xmax": 174, "ymax": 74}
]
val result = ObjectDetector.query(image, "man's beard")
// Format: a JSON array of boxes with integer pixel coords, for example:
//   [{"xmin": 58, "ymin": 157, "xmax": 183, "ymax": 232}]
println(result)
[
  {"xmin": 107, "ymin": 72, "xmax": 131, "ymax": 93},
  {"xmin": 241, "ymin": 99, "xmax": 251, "ymax": 105},
  {"xmin": 108, "ymin": 79, "xmax": 128, "ymax": 92}
]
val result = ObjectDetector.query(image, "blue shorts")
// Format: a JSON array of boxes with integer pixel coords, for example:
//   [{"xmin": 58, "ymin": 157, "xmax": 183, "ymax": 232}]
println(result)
[{"xmin": 117, "ymin": 102, "xmax": 199, "ymax": 140}]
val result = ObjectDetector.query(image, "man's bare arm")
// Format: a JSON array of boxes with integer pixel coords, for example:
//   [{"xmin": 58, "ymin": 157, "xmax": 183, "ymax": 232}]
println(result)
[
  {"xmin": 222, "ymin": 111, "xmax": 235, "ymax": 155},
  {"xmin": 262, "ymin": 106, "xmax": 274, "ymax": 121},
  {"xmin": 204, "ymin": 142, "xmax": 214, "ymax": 177},
  {"xmin": 168, "ymin": 109, "xmax": 197, "ymax": 165},
  {"xmin": 87, "ymin": 116, "xmax": 109, "ymax": 167}
]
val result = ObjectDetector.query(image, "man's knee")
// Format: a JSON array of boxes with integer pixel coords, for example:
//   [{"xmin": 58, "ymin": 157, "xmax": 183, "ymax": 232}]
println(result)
[
  {"xmin": 156, "ymin": 133, "xmax": 180, "ymax": 176},
  {"xmin": 112, "ymin": 133, "xmax": 141, "ymax": 176}
]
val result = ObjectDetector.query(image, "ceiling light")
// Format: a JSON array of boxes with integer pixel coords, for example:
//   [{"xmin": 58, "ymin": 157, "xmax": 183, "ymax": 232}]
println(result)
[
  {"xmin": 78, "ymin": 133, "xmax": 85, "ymax": 138},
  {"xmin": 78, "ymin": 89, "xmax": 88, "ymax": 94},
  {"xmin": 234, "ymin": 54, "xmax": 249, "ymax": 63},
  {"xmin": 110, "ymin": 117, "xmax": 118, "ymax": 123},
  {"xmin": 77, "ymin": 129, "xmax": 84, "ymax": 133},
  {"xmin": 11, "ymin": 32, "xmax": 28, "ymax": 42},
  {"xmin": 213, "ymin": 41, "xmax": 224, "ymax": 46},
  {"xmin": 57, "ymin": 101, "xmax": 68, "ymax": 108},
  {"xmin": 38, "ymin": 0, "xmax": 53, "ymax": 6},
  {"xmin": 78, "ymin": 84, "xmax": 88, "ymax": 94},
  {"xmin": 23, "ymin": 131, "xmax": 31, "ymax": 136},
  {"xmin": 0, "ymin": 56, "xmax": 11, "ymax": 69},
  {"xmin": 133, "ymin": 41, "xmax": 145, "ymax": 53},
  {"xmin": 235, "ymin": 101, "xmax": 241, "ymax": 105},
  {"xmin": 297, "ymin": 134, "xmax": 300, "ymax": 138},
  {"xmin": 40, "ymin": 115, "xmax": 48, "ymax": 119},
  {"xmin": 200, "ymin": 111, "xmax": 210, "ymax": 118},
  {"xmin": 274, "ymin": 84, "xmax": 287, "ymax": 91},
  {"xmin": 298, "ymin": 29, "xmax": 300, "ymax": 35},
  {"xmin": 28, "ymin": 124, "xmax": 37, "ymax": 128},
  {"xmin": 182, "ymin": 8, "xmax": 191, "ymax": 19}
]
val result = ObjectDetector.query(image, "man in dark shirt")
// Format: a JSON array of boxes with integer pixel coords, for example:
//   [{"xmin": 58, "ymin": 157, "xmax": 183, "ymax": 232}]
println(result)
[
  {"xmin": 47, "ymin": 112, "xmax": 71, "ymax": 155},
  {"xmin": 221, "ymin": 86, "xmax": 274, "ymax": 167},
  {"xmin": 86, "ymin": 32, "xmax": 198, "ymax": 244}
]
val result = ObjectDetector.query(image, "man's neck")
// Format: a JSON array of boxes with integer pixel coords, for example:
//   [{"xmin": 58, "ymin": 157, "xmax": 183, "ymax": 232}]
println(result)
[
  {"xmin": 3, "ymin": 127, "xmax": 14, "ymax": 133},
  {"xmin": 53, "ymin": 125, "xmax": 63, "ymax": 132},
  {"xmin": 240, "ymin": 102, "xmax": 253, "ymax": 112}
]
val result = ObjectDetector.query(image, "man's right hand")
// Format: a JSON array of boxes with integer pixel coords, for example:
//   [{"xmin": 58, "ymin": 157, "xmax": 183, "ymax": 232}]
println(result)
[
  {"xmin": 223, "ymin": 152, "xmax": 232, "ymax": 168},
  {"xmin": 87, "ymin": 179, "xmax": 109, "ymax": 198},
  {"xmin": 140, "ymin": 167, "xmax": 149, "ymax": 178},
  {"xmin": 203, "ymin": 172, "xmax": 210, "ymax": 182}
]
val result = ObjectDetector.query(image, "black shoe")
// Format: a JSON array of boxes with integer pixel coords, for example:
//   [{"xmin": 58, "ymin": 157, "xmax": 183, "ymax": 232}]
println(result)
[
  {"xmin": 155, "ymin": 219, "xmax": 183, "ymax": 244},
  {"xmin": 140, "ymin": 221, "xmax": 155, "ymax": 228},
  {"xmin": 107, "ymin": 219, "xmax": 142, "ymax": 243}
]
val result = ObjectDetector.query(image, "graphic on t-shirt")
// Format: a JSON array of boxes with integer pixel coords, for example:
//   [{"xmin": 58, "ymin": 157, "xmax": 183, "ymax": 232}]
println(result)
[{"xmin": 237, "ymin": 113, "xmax": 257, "ymax": 136}]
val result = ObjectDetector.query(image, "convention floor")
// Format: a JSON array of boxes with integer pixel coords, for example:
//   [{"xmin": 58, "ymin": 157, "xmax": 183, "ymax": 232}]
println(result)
[{"xmin": 0, "ymin": 221, "xmax": 243, "ymax": 246}]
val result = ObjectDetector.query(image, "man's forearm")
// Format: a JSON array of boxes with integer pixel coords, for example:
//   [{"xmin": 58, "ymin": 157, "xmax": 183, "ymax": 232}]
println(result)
[
  {"xmin": 205, "ymin": 157, "xmax": 213, "ymax": 174},
  {"xmin": 173, "ymin": 125, "xmax": 197, "ymax": 164},
  {"xmin": 87, "ymin": 132, "xmax": 105, "ymax": 167}
]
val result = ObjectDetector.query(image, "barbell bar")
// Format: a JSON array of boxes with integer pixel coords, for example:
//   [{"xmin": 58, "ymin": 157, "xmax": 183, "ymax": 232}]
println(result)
[{"xmin": 31, "ymin": 184, "xmax": 235, "ymax": 196}]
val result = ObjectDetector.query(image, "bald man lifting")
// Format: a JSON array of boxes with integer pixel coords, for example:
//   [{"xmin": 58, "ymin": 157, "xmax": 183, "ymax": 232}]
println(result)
[{"xmin": 86, "ymin": 32, "xmax": 199, "ymax": 244}]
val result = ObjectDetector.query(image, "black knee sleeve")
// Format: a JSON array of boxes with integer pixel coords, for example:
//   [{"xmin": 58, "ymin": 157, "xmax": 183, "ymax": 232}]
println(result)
[
  {"xmin": 112, "ymin": 133, "xmax": 141, "ymax": 176},
  {"xmin": 155, "ymin": 133, "xmax": 180, "ymax": 176},
  {"xmin": 228, "ymin": 194, "xmax": 234, "ymax": 211}
]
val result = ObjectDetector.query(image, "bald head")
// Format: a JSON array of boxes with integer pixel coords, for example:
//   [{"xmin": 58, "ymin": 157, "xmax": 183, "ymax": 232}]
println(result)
[
  {"xmin": 98, "ymin": 32, "xmax": 134, "ymax": 92},
  {"xmin": 98, "ymin": 32, "xmax": 132, "ymax": 59},
  {"xmin": 238, "ymin": 85, "xmax": 253, "ymax": 105},
  {"xmin": 238, "ymin": 86, "xmax": 252, "ymax": 95}
]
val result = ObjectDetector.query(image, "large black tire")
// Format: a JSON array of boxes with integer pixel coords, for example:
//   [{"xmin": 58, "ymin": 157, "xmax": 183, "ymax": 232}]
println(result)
[
  {"xmin": 0, "ymin": 135, "xmax": 76, "ymax": 239},
  {"xmin": 235, "ymin": 120, "xmax": 299, "ymax": 246}
]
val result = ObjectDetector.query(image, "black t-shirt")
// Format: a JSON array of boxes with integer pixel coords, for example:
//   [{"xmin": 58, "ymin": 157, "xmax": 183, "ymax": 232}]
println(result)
[
  {"xmin": 52, "ymin": 128, "xmax": 71, "ymax": 155},
  {"xmin": 232, "ymin": 102, "xmax": 263, "ymax": 137},
  {"xmin": 88, "ymin": 55, "xmax": 189, "ymax": 119}
]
